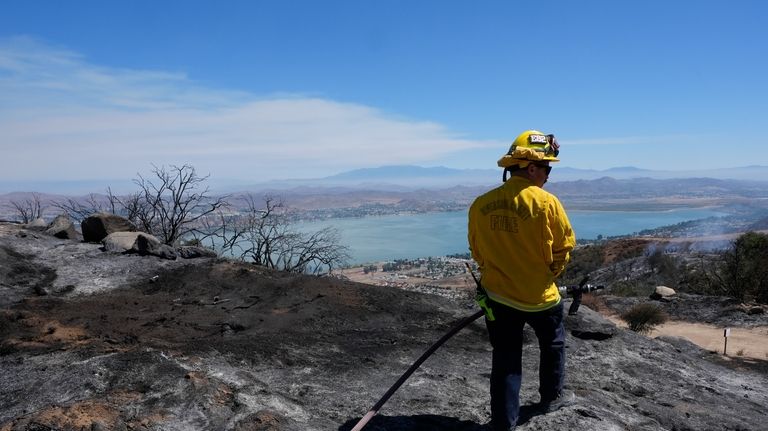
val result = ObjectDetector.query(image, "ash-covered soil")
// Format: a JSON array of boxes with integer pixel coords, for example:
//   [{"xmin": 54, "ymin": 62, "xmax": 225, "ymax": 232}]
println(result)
[{"xmin": 1, "ymin": 222, "xmax": 767, "ymax": 431}]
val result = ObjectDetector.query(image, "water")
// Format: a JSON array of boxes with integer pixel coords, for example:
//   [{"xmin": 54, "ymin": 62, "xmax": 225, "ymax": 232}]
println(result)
[{"xmin": 298, "ymin": 208, "xmax": 727, "ymax": 265}]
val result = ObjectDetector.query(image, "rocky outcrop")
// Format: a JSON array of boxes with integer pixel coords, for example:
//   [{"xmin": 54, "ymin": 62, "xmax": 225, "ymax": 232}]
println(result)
[
  {"xmin": 44, "ymin": 214, "xmax": 78, "ymax": 240},
  {"xmin": 177, "ymin": 245, "xmax": 218, "ymax": 259},
  {"xmin": 81, "ymin": 212, "xmax": 136, "ymax": 243},
  {"xmin": 102, "ymin": 231, "xmax": 177, "ymax": 260},
  {"xmin": 564, "ymin": 303, "xmax": 618, "ymax": 340},
  {"xmin": 102, "ymin": 231, "xmax": 149, "ymax": 252},
  {"xmin": 25, "ymin": 217, "xmax": 47, "ymax": 229},
  {"xmin": 133, "ymin": 233, "xmax": 177, "ymax": 260}
]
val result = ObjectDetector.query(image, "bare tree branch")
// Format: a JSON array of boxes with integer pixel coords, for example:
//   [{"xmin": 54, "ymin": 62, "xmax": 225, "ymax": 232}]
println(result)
[
  {"xmin": 51, "ymin": 193, "xmax": 113, "ymax": 223},
  {"xmin": 207, "ymin": 194, "xmax": 349, "ymax": 274},
  {"xmin": 132, "ymin": 164, "xmax": 229, "ymax": 245},
  {"xmin": 9, "ymin": 193, "xmax": 44, "ymax": 223}
]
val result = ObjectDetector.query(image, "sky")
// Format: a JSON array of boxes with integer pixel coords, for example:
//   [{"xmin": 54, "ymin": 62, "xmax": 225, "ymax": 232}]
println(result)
[{"xmin": 1, "ymin": 1, "xmax": 767, "ymax": 189}]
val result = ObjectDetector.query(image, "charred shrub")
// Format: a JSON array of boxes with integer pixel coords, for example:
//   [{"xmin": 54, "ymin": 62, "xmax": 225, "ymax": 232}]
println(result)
[
  {"xmin": 647, "ymin": 249, "xmax": 681, "ymax": 285},
  {"xmin": 0, "ymin": 342, "xmax": 16, "ymax": 356},
  {"xmin": 0, "ymin": 315, "xmax": 8, "ymax": 337},
  {"xmin": 0, "ymin": 312, "xmax": 19, "ymax": 355},
  {"xmin": 611, "ymin": 280, "xmax": 653, "ymax": 297},
  {"xmin": 621, "ymin": 303, "xmax": 668, "ymax": 334},
  {"xmin": 561, "ymin": 243, "xmax": 605, "ymax": 285}
]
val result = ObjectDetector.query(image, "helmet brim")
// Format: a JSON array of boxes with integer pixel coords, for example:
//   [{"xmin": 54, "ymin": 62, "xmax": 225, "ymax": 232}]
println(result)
[{"xmin": 497, "ymin": 150, "xmax": 560, "ymax": 168}]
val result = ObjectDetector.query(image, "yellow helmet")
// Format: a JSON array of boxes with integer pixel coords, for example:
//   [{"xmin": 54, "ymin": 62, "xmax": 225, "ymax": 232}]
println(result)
[{"xmin": 497, "ymin": 130, "xmax": 560, "ymax": 168}]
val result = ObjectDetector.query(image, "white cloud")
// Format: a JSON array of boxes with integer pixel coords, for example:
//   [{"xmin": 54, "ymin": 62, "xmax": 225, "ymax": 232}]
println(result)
[{"xmin": 0, "ymin": 37, "xmax": 494, "ymax": 182}]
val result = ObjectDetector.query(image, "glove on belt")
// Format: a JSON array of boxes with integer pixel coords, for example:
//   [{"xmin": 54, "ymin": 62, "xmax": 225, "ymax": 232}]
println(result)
[{"xmin": 475, "ymin": 289, "xmax": 496, "ymax": 321}]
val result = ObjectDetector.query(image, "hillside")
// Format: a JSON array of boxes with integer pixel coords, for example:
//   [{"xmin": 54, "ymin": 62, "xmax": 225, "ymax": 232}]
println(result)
[
  {"xmin": 211, "ymin": 165, "xmax": 768, "ymax": 191},
  {"xmin": 3, "ymin": 176, "xmax": 768, "ymax": 223},
  {"xmin": 1, "ymin": 222, "xmax": 768, "ymax": 430}
]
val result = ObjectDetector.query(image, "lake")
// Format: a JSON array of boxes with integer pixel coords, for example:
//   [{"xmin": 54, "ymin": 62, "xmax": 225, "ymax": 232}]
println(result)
[{"xmin": 299, "ymin": 208, "xmax": 727, "ymax": 265}]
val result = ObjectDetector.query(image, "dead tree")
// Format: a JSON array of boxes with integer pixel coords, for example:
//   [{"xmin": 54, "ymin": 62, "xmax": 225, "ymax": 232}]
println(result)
[
  {"xmin": 51, "ymin": 192, "xmax": 113, "ymax": 223},
  {"xmin": 203, "ymin": 194, "xmax": 349, "ymax": 274},
  {"xmin": 9, "ymin": 193, "xmax": 44, "ymax": 223},
  {"xmin": 275, "ymin": 226, "xmax": 349, "ymax": 274},
  {"xmin": 133, "ymin": 164, "xmax": 229, "ymax": 245}
]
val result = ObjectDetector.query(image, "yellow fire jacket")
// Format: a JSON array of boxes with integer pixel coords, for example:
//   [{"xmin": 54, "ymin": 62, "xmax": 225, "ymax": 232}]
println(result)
[{"xmin": 468, "ymin": 176, "xmax": 576, "ymax": 312}]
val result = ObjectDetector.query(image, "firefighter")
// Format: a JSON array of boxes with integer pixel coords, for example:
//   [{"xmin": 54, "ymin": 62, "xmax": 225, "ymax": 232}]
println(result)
[{"xmin": 468, "ymin": 130, "xmax": 577, "ymax": 430}]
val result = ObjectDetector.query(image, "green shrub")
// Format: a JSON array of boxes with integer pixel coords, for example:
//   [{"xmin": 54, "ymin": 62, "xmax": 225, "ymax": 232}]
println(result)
[
  {"xmin": 714, "ymin": 232, "xmax": 768, "ymax": 303},
  {"xmin": 621, "ymin": 303, "xmax": 668, "ymax": 334}
]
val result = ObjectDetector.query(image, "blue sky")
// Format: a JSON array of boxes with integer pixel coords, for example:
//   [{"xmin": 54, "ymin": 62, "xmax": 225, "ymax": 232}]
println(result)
[{"xmin": 1, "ymin": 1, "xmax": 767, "ymax": 186}]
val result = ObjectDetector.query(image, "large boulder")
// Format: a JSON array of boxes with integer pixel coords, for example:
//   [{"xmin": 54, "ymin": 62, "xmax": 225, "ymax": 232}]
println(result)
[
  {"xmin": 45, "ymin": 214, "xmax": 78, "ymax": 240},
  {"xmin": 81, "ymin": 213, "xmax": 137, "ymax": 243},
  {"xmin": 25, "ymin": 218, "xmax": 48, "ymax": 230},
  {"xmin": 102, "ymin": 232, "xmax": 146, "ymax": 253},
  {"xmin": 564, "ymin": 300, "xmax": 618, "ymax": 340},
  {"xmin": 651, "ymin": 285, "xmax": 677, "ymax": 301},
  {"xmin": 177, "ymin": 246, "xmax": 218, "ymax": 259},
  {"xmin": 133, "ymin": 234, "xmax": 177, "ymax": 260},
  {"xmin": 102, "ymin": 232, "xmax": 177, "ymax": 260}
]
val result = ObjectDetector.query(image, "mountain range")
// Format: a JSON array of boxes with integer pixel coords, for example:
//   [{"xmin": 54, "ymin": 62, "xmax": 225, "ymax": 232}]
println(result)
[
  {"xmin": 2, "ymin": 165, "xmax": 767, "ymax": 195},
  {"xmin": 229, "ymin": 165, "xmax": 768, "ymax": 193}
]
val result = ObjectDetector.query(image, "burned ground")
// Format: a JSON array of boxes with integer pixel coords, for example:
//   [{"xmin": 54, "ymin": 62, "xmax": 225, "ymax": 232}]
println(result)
[{"xmin": 1, "ymin": 222, "xmax": 767, "ymax": 430}]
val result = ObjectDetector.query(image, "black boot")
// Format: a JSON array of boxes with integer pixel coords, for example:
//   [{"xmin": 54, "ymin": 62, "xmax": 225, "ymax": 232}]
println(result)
[{"xmin": 538, "ymin": 389, "xmax": 576, "ymax": 413}]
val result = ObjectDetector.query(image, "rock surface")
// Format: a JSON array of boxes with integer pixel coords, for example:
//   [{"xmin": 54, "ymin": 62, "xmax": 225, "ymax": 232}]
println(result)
[
  {"xmin": 25, "ymin": 217, "xmax": 47, "ymax": 229},
  {"xmin": 132, "ymin": 233, "xmax": 177, "ymax": 260},
  {"xmin": 44, "ymin": 214, "xmax": 79, "ymax": 240},
  {"xmin": 177, "ymin": 245, "xmax": 218, "ymax": 259},
  {"xmin": 102, "ymin": 231, "xmax": 149, "ymax": 252},
  {"xmin": 651, "ymin": 285, "xmax": 676, "ymax": 300},
  {"xmin": 1, "ymin": 222, "xmax": 767, "ymax": 431},
  {"xmin": 101, "ymin": 231, "xmax": 181, "ymax": 260},
  {"xmin": 81, "ymin": 212, "xmax": 137, "ymax": 243}
]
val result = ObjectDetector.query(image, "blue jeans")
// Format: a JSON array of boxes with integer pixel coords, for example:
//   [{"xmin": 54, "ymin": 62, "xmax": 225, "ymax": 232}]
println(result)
[{"xmin": 485, "ymin": 301, "xmax": 565, "ymax": 430}]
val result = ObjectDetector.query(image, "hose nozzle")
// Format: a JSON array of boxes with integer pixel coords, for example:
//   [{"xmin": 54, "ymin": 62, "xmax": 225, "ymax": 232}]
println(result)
[{"xmin": 558, "ymin": 276, "xmax": 605, "ymax": 315}]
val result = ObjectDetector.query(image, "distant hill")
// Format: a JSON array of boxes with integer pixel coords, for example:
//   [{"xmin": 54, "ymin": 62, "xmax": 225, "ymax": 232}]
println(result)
[
  {"xmin": 236, "ymin": 165, "xmax": 498, "ymax": 192},
  {"xmin": 226, "ymin": 165, "xmax": 768, "ymax": 193},
  {"xmin": 326, "ymin": 164, "xmax": 768, "ymax": 184},
  {"xmin": 0, "ymin": 179, "xmax": 135, "ymax": 195},
  {"xmin": 2, "ymin": 164, "xmax": 767, "ymax": 196},
  {"xmin": 0, "ymin": 165, "xmax": 768, "ymax": 195},
  {"xmin": 555, "ymin": 165, "xmax": 768, "ymax": 182},
  {"xmin": 4, "ymin": 174, "xmax": 768, "ymax": 222}
]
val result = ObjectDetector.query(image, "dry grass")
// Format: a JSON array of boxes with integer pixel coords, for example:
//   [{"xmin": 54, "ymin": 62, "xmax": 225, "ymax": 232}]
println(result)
[{"xmin": 579, "ymin": 293, "xmax": 606, "ymax": 312}]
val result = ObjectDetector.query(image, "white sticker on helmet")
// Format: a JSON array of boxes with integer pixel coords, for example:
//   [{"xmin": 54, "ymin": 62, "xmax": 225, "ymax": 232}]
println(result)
[{"xmin": 529, "ymin": 134, "xmax": 547, "ymax": 144}]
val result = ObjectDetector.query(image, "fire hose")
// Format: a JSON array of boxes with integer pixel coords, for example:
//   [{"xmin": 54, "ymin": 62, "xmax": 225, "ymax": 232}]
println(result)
[
  {"xmin": 350, "ymin": 308, "xmax": 485, "ymax": 431},
  {"xmin": 350, "ymin": 268, "xmax": 602, "ymax": 431}
]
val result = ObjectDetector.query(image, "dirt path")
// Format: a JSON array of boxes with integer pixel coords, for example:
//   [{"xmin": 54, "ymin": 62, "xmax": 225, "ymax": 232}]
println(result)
[
  {"xmin": 341, "ymin": 266, "xmax": 768, "ymax": 362},
  {"xmin": 340, "ymin": 263, "xmax": 768, "ymax": 364},
  {"xmin": 606, "ymin": 315, "xmax": 768, "ymax": 361}
]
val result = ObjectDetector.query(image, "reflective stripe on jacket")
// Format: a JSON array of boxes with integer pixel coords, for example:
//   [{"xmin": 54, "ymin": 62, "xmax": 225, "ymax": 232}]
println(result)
[{"xmin": 468, "ymin": 176, "xmax": 576, "ymax": 312}]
